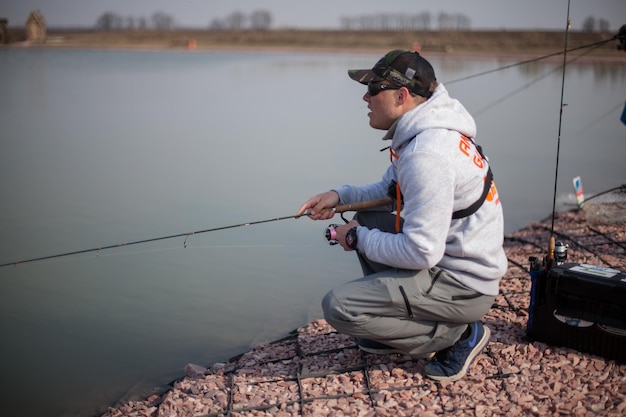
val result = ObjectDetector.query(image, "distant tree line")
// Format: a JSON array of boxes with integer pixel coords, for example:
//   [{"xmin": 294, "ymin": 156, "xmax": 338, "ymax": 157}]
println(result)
[
  {"xmin": 94, "ymin": 10, "xmax": 610, "ymax": 32},
  {"xmin": 340, "ymin": 12, "xmax": 470, "ymax": 31},
  {"xmin": 339, "ymin": 12, "xmax": 614, "ymax": 32},
  {"xmin": 95, "ymin": 11, "xmax": 176, "ymax": 30},
  {"xmin": 581, "ymin": 16, "xmax": 610, "ymax": 32},
  {"xmin": 94, "ymin": 10, "xmax": 272, "ymax": 31},
  {"xmin": 209, "ymin": 10, "xmax": 272, "ymax": 30}
]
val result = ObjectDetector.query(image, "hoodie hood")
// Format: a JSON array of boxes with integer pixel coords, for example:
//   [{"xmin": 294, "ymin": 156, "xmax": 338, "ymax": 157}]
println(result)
[{"xmin": 384, "ymin": 83, "xmax": 477, "ymax": 149}]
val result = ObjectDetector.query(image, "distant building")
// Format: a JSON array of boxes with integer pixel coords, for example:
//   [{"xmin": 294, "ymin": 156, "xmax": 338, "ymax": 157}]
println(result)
[{"xmin": 26, "ymin": 10, "xmax": 46, "ymax": 42}]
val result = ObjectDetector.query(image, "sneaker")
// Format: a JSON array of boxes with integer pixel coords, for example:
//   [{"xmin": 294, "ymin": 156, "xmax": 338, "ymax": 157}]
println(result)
[
  {"xmin": 358, "ymin": 339, "xmax": 435, "ymax": 359},
  {"xmin": 424, "ymin": 321, "xmax": 490, "ymax": 381}
]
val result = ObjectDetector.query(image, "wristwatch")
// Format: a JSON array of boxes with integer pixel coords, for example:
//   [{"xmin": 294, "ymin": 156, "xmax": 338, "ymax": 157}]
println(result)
[{"xmin": 345, "ymin": 227, "xmax": 358, "ymax": 250}]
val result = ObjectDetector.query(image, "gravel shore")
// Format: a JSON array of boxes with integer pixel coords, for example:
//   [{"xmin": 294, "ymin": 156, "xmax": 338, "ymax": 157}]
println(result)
[{"xmin": 101, "ymin": 190, "xmax": 626, "ymax": 417}]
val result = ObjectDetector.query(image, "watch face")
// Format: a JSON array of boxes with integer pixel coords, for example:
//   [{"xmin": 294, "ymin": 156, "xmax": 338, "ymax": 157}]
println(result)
[{"xmin": 346, "ymin": 227, "xmax": 357, "ymax": 249}]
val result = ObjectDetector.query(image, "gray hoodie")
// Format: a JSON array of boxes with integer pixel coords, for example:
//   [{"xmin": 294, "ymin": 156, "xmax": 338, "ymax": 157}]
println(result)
[{"xmin": 335, "ymin": 83, "xmax": 507, "ymax": 296}]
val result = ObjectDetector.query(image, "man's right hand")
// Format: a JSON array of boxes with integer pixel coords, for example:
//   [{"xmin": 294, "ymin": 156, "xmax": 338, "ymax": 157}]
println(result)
[{"xmin": 296, "ymin": 190, "xmax": 340, "ymax": 220}]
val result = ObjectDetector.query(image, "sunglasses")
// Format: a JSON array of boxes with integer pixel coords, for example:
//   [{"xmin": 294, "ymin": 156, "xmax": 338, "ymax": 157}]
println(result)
[{"xmin": 367, "ymin": 82, "xmax": 402, "ymax": 97}]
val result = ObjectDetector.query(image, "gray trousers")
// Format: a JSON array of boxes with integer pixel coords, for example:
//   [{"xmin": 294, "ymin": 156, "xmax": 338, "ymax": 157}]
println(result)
[{"xmin": 322, "ymin": 211, "xmax": 495, "ymax": 356}]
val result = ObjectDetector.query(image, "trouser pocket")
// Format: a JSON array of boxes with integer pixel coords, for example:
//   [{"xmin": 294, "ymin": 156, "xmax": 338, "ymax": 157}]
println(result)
[
  {"xmin": 398, "ymin": 285, "xmax": 414, "ymax": 318},
  {"xmin": 425, "ymin": 269, "xmax": 443, "ymax": 295},
  {"xmin": 393, "ymin": 268, "xmax": 495, "ymax": 324}
]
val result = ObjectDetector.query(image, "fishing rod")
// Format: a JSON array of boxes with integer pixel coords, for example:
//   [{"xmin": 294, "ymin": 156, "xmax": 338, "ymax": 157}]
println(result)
[
  {"xmin": 546, "ymin": 0, "xmax": 572, "ymax": 267},
  {"xmin": 0, "ymin": 198, "xmax": 392, "ymax": 268}
]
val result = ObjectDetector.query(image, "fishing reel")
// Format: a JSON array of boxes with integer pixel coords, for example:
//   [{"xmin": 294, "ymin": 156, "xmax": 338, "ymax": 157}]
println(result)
[
  {"xmin": 324, "ymin": 224, "xmax": 342, "ymax": 245},
  {"xmin": 323, "ymin": 208, "xmax": 352, "ymax": 246},
  {"xmin": 554, "ymin": 240, "xmax": 569, "ymax": 264},
  {"xmin": 529, "ymin": 240, "xmax": 569, "ymax": 273}
]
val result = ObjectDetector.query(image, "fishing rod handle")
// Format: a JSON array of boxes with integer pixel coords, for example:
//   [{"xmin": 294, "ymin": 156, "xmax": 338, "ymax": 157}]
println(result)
[{"xmin": 333, "ymin": 198, "xmax": 393, "ymax": 213}]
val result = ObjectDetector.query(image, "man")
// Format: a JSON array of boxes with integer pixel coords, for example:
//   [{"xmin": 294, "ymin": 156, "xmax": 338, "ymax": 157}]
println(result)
[{"xmin": 296, "ymin": 49, "xmax": 508, "ymax": 381}]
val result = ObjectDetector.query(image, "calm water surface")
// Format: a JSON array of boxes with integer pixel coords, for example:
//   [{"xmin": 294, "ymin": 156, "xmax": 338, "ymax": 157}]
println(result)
[{"xmin": 0, "ymin": 49, "xmax": 624, "ymax": 417}]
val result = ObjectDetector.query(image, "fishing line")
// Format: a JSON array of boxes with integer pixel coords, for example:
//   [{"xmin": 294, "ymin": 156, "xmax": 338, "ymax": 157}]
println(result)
[
  {"xmin": 0, "ymin": 213, "xmax": 303, "ymax": 268},
  {"xmin": 445, "ymin": 36, "xmax": 616, "ymax": 86},
  {"xmin": 579, "ymin": 184, "xmax": 626, "ymax": 206},
  {"xmin": 474, "ymin": 64, "xmax": 562, "ymax": 117},
  {"xmin": 93, "ymin": 244, "xmax": 289, "ymax": 258},
  {"xmin": 474, "ymin": 42, "xmax": 601, "ymax": 117},
  {"xmin": 576, "ymin": 101, "xmax": 625, "ymax": 133},
  {"xmin": 9, "ymin": 244, "xmax": 292, "ymax": 267},
  {"xmin": 0, "ymin": 199, "xmax": 392, "ymax": 268}
]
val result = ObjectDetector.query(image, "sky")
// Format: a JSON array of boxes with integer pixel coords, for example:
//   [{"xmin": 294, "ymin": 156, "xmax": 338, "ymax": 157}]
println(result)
[{"xmin": 1, "ymin": 0, "xmax": 625, "ymax": 31}]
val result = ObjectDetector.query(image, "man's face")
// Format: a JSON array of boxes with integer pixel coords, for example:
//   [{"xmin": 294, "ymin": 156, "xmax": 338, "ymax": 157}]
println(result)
[{"xmin": 364, "ymin": 82, "xmax": 405, "ymax": 130}]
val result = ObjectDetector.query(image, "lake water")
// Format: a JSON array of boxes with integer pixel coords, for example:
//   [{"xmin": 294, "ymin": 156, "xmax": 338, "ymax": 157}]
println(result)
[{"xmin": 0, "ymin": 48, "xmax": 624, "ymax": 417}]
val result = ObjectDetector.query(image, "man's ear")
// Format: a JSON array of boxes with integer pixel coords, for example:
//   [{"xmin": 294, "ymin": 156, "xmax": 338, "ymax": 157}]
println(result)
[
  {"xmin": 397, "ymin": 87, "xmax": 421, "ymax": 106},
  {"xmin": 397, "ymin": 86, "xmax": 410, "ymax": 104}
]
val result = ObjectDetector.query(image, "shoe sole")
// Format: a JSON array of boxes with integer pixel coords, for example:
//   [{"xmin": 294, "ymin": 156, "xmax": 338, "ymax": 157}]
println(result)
[{"xmin": 426, "ymin": 325, "xmax": 491, "ymax": 382}]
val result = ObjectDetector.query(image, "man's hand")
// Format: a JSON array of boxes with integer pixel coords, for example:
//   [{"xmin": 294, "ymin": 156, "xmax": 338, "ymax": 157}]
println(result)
[
  {"xmin": 335, "ymin": 220, "xmax": 360, "ymax": 251},
  {"xmin": 296, "ymin": 191, "xmax": 340, "ymax": 220}
]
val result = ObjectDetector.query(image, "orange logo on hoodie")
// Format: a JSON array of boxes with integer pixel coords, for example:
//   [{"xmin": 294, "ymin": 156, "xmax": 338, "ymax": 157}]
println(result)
[
  {"xmin": 459, "ymin": 135, "xmax": 500, "ymax": 205},
  {"xmin": 458, "ymin": 135, "xmax": 484, "ymax": 169}
]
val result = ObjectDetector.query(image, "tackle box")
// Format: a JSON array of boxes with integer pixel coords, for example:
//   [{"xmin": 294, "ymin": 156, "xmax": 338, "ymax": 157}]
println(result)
[{"xmin": 527, "ymin": 262, "xmax": 626, "ymax": 362}]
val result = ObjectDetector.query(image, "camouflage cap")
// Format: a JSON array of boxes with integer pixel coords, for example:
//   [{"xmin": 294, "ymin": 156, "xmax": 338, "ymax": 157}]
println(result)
[{"xmin": 348, "ymin": 49, "xmax": 437, "ymax": 98}]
